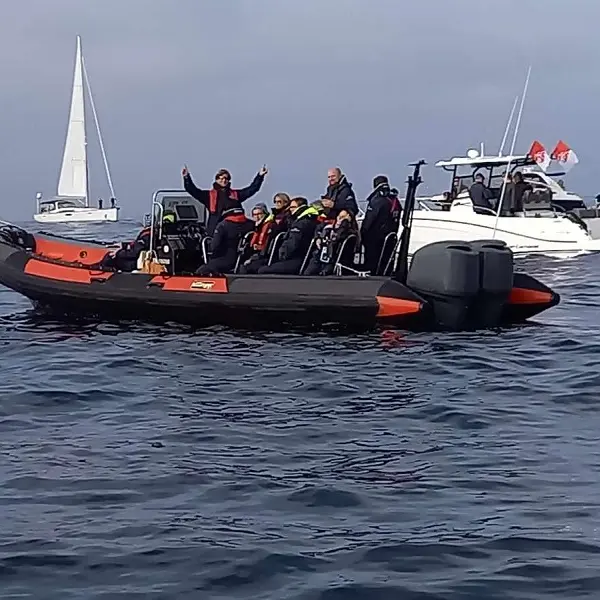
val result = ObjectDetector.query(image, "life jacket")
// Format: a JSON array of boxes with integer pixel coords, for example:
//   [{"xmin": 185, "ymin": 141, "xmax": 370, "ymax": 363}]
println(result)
[
  {"xmin": 136, "ymin": 226, "xmax": 151, "ymax": 241},
  {"xmin": 296, "ymin": 205, "xmax": 320, "ymax": 220},
  {"xmin": 223, "ymin": 212, "xmax": 249, "ymax": 224},
  {"xmin": 389, "ymin": 194, "xmax": 401, "ymax": 221},
  {"xmin": 209, "ymin": 187, "xmax": 239, "ymax": 214},
  {"xmin": 250, "ymin": 214, "xmax": 274, "ymax": 250}
]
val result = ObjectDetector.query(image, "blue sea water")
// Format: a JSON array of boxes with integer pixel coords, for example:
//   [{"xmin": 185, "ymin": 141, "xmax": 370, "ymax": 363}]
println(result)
[{"xmin": 1, "ymin": 220, "xmax": 599, "ymax": 599}]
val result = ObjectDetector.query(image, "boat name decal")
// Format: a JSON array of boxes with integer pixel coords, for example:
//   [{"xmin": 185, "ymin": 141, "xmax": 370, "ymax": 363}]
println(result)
[{"xmin": 190, "ymin": 280, "xmax": 215, "ymax": 290}]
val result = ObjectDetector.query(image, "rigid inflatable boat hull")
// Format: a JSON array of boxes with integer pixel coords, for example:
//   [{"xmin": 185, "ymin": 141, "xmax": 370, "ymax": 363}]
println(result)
[{"xmin": 0, "ymin": 242, "xmax": 428, "ymax": 329}]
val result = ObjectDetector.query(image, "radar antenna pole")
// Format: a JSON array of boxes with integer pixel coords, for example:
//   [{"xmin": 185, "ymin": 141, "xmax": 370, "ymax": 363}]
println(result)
[{"xmin": 394, "ymin": 160, "xmax": 426, "ymax": 284}]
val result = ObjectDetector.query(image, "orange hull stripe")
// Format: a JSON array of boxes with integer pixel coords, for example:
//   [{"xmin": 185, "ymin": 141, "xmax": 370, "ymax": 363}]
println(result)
[
  {"xmin": 508, "ymin": 287, "xmax": 553, "ymax": 305},
  {"xmin": 34, "ymin": 237, "xmax": 111, "ymax": 265},
  {"xmin": 376, "ymin": 295, "xmax": 422, "ymax": 318},
  {"xmin": 24, "ymin": 259, "xmax": 112, "ymax": 283},
  {"xmin": 149, "ymin": 276, "xmax": 228, "ymax": 293}
]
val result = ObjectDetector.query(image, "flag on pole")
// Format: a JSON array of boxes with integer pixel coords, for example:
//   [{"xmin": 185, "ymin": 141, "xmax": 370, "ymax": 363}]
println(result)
[
  {"xmin": 550, "ymin": 140, "xmax": 579, "ymax": 172},
  {"xmin": 527, "ymin": 140, "xmax": 551, "ymax": 172}
]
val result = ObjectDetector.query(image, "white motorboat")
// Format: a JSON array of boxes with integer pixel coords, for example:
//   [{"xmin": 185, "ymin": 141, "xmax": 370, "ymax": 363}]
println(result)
[
  {"xmin": 33, "ymin": 36, "xmax": 120, "ymax": 224},
  {"xmin": 407, "ymin": 150, "xmax": 600, "ymax": 259}
]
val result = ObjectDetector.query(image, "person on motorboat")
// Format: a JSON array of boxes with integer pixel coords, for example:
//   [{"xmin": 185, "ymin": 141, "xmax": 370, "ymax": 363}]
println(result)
[
  {"xmin": 239, "ymin": 193, "xmax": 292, "ymax": 274},
  {"xmin": 303, "ymin": 209, "xmax": 357, "ymax": 276},
  {"xmin": 321, "ymin": 167, "xmax": 359, "ymax": 218},
  {"xmin": 257, "ymin": 197, "xmax": 319, "ymax": 274},
  {"xmin": 469, "ymin": 173, "xmax": 495, "ymax": 212},
  {"xmin": 360, "ymin": 174, "xmax": 402, "ymax": 274},
  {"xmin": 182, "ymin": 165, "xmax": 268, "ymax": 235},
  {"xmin": 195, "ymin": 207, "xmax": 254, "ymax": 275},
  {"xmin": 511, "ymin": 171, "xmax": 533, "ymax": 213}
]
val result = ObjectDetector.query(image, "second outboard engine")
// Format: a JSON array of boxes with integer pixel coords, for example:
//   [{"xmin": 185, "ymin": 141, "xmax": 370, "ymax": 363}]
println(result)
[
  {"xmin": 406, "ymin": 239, "xmax": 514, "ymax": 330},
  {"xmin": 469, "ymin": 239, "xmax": 513, "ymax": 328}
]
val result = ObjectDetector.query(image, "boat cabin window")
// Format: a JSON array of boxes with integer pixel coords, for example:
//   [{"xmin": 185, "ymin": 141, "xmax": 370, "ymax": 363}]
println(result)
[
  {"xmin": 56, "ymin": 200, "xmax": 78, "ymax": 210},
  {"xmin": 40, "ymin": 203, "xmax": 55, "ymax": 213}
]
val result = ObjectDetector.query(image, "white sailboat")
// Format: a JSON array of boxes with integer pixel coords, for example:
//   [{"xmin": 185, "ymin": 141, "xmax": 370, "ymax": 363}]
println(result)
[{"xmin": 34, "ymin": 36, "xmax": 119, "ymax": 224}]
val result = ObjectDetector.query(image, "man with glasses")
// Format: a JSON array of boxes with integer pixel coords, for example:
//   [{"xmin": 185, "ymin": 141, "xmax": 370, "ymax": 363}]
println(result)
[{"xmin": 182, "ymin": 164, "xmax": 268, "ymax": 235}]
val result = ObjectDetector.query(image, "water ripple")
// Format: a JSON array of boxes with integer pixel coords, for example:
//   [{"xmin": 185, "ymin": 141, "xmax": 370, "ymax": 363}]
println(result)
[{"xmin": 1, "ymin": 222, "xmax": 600, "ymax": 598}]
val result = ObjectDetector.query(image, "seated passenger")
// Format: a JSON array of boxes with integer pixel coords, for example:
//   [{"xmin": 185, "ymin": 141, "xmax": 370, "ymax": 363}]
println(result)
[
  {"xmin": 360, "ymin": 175, "xmax": 401, "ymax": 274},
  {"xmin": 469, "ymin": 173, "xmax": 495, "ymax": 212},
  {"xmin": 320, "ymin": 167, "xmax": 359, "ymax": 218},
  {"xmin": 257, "ymin": 197, "xmax": 319, "ymax": 275},
  {"xmin": 239, "ymin": 193, "xmax": 291, "ymax": 274},
  {"xmin": 249, "ymin": 203, "xmax": 273, "ymax": 252},
  {"xmin": 303, "ymin": 210, "xmax": 356, "ymax": 276},
  {"xmin": 195, "ymin": 207, "xmax": 254, "ymax": 275},
  {"xmin": 182, "ymin": 165, "xmax": 268, "ymax": 236},
  {"xmin": 96, "ymin": 212, "xmax": 177, "ymax": 272}
]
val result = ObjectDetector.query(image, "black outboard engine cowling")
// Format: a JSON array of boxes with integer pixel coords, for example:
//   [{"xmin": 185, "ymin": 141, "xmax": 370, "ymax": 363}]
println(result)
[
  {"xmin": 406, "ymin": 239, "xmax": 514, "ymax": 330},
  {"xmin": 468, "ymin": 239, "xmax": 513, "ymax": 328},
  {"xmin": 407, "ymin": 241, "xmax": 480, "ymax": 330}
]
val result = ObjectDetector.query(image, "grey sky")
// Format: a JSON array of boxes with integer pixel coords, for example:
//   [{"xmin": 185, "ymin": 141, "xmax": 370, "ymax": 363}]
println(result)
[{"xmin": 1, "ymin": 0, "xmax": 598, "ymax": 220}]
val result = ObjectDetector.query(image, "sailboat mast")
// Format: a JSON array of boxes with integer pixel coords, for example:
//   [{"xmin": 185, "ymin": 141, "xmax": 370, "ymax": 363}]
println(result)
[{"xmin": 79, "ymin": 36, "xmax": 90, "ymax": 207}]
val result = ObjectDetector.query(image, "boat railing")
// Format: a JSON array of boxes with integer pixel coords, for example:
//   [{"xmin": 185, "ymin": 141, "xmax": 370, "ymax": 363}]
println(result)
[
  {"xmin": 234, "ymin": 232, "xmax": 254, "ymax": 273},
  {"xmin": 267, "ymin": 232, "xmax": 286, "ymax": 266},
  {"xmin": 375, "ymin": 232, "xmax": 398, "ymax": 276},
  {"xmin": 299, "ymin": 238, "xmax": 316, "ymax": 275},
  {"xmin": 201, "ymin": 237, "xmax": 212, "ymax": 264},
  {"xmin": 332, "ymin": 234, "xmax": 358, "ymax": 275}
]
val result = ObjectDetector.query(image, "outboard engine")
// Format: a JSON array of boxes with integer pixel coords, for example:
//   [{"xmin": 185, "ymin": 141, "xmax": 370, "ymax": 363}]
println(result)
[
  {"xmin": 469, "ymin": 239, "xmax": 513, "ymax": 328},
  {"xmin": 406, "ymin": 239, "xmax": 514, "ymax": 330}
]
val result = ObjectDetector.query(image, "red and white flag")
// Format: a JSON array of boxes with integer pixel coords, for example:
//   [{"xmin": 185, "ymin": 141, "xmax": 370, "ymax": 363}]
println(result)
[
  {"xmin": 527, "ymin": 140, "xmax": 551, "ymax": 172},
  {"xmin": 550, "ymin": 140, "xmax": 579, "ymax": 172}
]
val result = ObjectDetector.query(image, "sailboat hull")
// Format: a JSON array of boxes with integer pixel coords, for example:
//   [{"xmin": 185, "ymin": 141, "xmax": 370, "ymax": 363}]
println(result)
[{"xmin": 33, "ymin": 207, "xmax": 119, "ymax": 224}]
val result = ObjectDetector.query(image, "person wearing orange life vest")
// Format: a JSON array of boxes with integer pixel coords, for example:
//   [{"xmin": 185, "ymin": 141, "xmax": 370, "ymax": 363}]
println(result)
[{"xmin": 182, "ymin": 165, "xmax": 268, "ymax": 236}]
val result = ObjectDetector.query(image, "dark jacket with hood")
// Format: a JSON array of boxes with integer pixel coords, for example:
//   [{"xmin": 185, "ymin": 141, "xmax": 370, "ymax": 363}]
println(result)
[
  {"xmin": 209, "ymin": 208, "xmax": 254, "ymax": 264},
  {"xmin": 324, "ymin": 175, "xmax": 359, "ymax": 218},
  {"xmin": 361, "ymin": 176, "xmax": 402, "ymax": 242},
  {"xmin": 183, "ymin": 171, "xmax": 265, "ymax": 235},
  {"xmin": 278, "ymin": 205, "xmax": 319, "ymax": 262}
]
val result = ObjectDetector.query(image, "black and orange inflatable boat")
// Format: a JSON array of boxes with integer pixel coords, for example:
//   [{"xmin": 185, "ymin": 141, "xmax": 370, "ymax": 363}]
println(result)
[{"xmin": 0, "ymin": 162, "xmax": 560, "ymax": 331}]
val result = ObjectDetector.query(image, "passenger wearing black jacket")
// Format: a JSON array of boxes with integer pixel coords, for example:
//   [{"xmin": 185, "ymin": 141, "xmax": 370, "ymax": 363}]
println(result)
[
  {"xmin": 304, "ymin": 209, "xmax": 356, "ymax": 276},
  {"xmin": 321, "ymin": 167, "xmax": 359, "ymax": 218},
  {"xmin": 360, "ymin": 175, "xmax": 402, "ymax": 274},
  {"xmin": 195, "ymin": 208, "xmax": 254, "ymax": 275},
  {"xmin": 182, "ymin": 165, "xmax": 268, "ymax": 235},
  {"xmin": 258, "ymin": 197, "xmax": 318, "ymax": 274}
]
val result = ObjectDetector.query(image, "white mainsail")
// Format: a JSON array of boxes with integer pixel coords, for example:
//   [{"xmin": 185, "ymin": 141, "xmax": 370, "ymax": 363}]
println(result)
[{"xmin": 56, "ymin": 35, "xmax": 87, "ymax": 202}]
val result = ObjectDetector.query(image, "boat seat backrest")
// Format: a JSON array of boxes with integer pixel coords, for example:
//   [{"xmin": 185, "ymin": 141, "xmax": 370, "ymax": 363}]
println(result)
[
  {"xmin": 522, "ymin": 189, "xmax": 553, "ymax": 212},
  {"xmin": 375, "ymin": 232, "xmax": 398, "ymax": 275},
  {"xmin": 267, "ymin": 232, "xmax": 286, "ymax": 266}
]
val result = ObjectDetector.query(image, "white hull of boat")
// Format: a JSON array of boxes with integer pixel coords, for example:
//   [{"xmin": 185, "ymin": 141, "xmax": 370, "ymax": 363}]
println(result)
[
  {"xmin": 408, "ymin": 203, "xmax": 600, "ymax": 259},
  {"xmin": 33, "ymin": 207, "xmax": 119, "ymax": 224}
]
